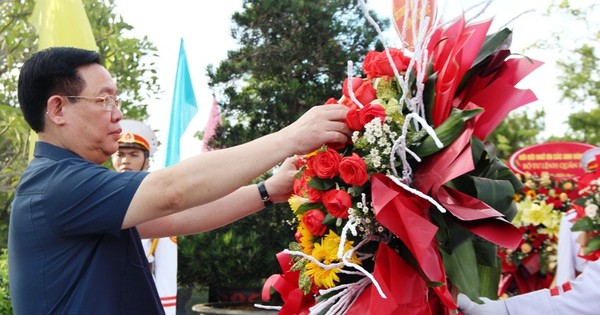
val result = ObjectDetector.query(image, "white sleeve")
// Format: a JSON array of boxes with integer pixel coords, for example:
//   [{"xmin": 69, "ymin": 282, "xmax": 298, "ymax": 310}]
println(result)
[
  {"xmin": 506, "ymin": 259, "xmax": 600, "ymax": 315},
  {"xmin": 153, "ymin": 236, "xmax": 178, "ymax": 315},
  {"xmin": 555, "ymin": 211, "xmax": 590, "ymax": 285},
  {"xmin": 140, "ymin": 238, "xmax": 154, "ymax": 263},
  {"xmin": 555, "ymin": 211, "xmax": 578, "ymax": 284}
]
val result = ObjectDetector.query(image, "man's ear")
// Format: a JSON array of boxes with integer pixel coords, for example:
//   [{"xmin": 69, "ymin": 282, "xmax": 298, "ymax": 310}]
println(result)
[{"xmin": 46, "ymin": 95, "xmax": 67, "ymax": 125}]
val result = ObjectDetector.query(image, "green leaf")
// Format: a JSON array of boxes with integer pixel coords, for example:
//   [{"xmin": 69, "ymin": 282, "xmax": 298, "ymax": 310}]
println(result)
[
  {"xmin": 411, "ymin": 108, "xmax": 482, "ymax": 157},
  {"xmin": 585, "ymin": 236, "xmax": 600, "ymax": 253},
  {"xmin": 473, "ymin": 239, "xmax": 499, "ymax": 267},
  {"xmin": 572, "ymin": 216, "xmax": 600, "ymax": 231},
  {"xmin": 423, "ymin": 74, "xmax": 436, "ymax": 124},
  {"xmin": 477, "ymin": 259, "xmax": 501, "ymax": 299},
  {"xmin": 441, "ymin": 241, "xmax": 482, "ymax": 302},
  {"xmin": 308, "ymin": 177, "xmax": 338, "ymax": 191},
  {"xmin": 474, "ymin": 28, "xmax": 513, "ymax": 66},
  {"xmin": 296, "ymin": 203, "xmax": 325, "ymax": 216},
  {"xmin": 471, "ymin": 177, "xmax": 515, "ymax": 214}
]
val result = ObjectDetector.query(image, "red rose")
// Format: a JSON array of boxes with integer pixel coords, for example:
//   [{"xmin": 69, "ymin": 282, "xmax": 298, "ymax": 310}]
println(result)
[
  {"xmin": 322, "ymin": 189, "xmax": 352, "ymax": 219},
  {"xmin": 345, "ymin": 104, "xmax": 386, "ymax": 131},
  {"xmin": 342, "ymin": 77, "xmax": 377, "ymax": 107},
  {"xmin": 345, "ymin": 109, "xmax": 363, "ymax": 131},
  {"xmin": 359, "ymin": 103, "xmax": 386, "ymax": 126},
  {"xmin": 302, "ymin": 210, "xmax": 327, "ymax": 236},
  {"xmin": 307, "ymin": 187, "xmax": 323, "ymax": 203},
  {"xmin": 339, "ymin": 153, "xmax": 369, "ymax": 186},
  {"xmin": 293, "ymin": 173, "xmax": 309, "ymax": 196},
  {"xmin": 362, "ymin": 48, "xmax": 411, "ymax": 78},
  {"xmin": 307, "ymin": 148, "xmax": 341, "ymax": 179},
  {"xmin": 324, "ymin": 97, "xmax": 339, "ymax": 105}
]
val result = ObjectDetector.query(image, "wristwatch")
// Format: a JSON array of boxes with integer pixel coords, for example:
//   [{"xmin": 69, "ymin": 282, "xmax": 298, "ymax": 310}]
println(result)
[{"xmin": 257, "ymin": 181, "xmax": 273, "ymax": 208}]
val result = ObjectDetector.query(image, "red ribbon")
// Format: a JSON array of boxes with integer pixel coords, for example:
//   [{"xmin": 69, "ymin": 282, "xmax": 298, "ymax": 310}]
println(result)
[{"xmin": 262, "ymin": 252, "xmax": 314, "ymax": 315}]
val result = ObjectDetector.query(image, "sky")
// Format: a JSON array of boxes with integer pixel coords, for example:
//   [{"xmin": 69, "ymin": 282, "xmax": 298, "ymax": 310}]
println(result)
[{"xmin": 112, "ymin": 0, "xmax": 580, "ymax": 169}]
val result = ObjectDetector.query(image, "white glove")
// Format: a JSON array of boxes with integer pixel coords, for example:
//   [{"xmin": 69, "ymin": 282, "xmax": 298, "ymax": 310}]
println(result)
[{"xmin": 457, "ymin": 293, "xmax": 510, "ymax": 315}]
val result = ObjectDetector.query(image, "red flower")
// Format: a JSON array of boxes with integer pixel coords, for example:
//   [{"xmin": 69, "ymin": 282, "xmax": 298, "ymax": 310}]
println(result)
[
  {"xmin": 302, "ymin": 209, "xmax": 327, "ymax": 236},
  {"xmin": 359, "ymin": 103, "xmax": 386, "ymax": 126},
  {"xmin": 324, "ymin": 97, "xmax": 339, "ymax": 105},
  {"xmin": 339, "ymin": 153, "xmax": 369, "ymax": 186},
  {"xmin": 322, "ymin": 189, "xmax": 352, "ymax": 218},
  {"xmin": 293, "ymin": 172, "xmax": 309, "ymax": 196},
  {"xmin": 307, "ymin": 187, "xmax": 323, "ymax": 203},
  {"xmin": 345, "ymin": 109, "xmax": 363, "ymax": 131},
  {"xmin": 362, "ymin": 48, "xmax": 412, "ymax": 78},
  {"xmin": 342, "ymin": 77, "xmax": 377, "ymax": 108},
  {"xmin": 307, "ymin": 148, "xmax": 341, "ymax": 179},
  {"xmin": 345, "ymin": 104, "xmax": 387, "ymax": 132}
]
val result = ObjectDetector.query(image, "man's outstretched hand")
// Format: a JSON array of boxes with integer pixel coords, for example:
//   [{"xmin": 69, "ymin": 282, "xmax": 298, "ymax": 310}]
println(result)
[{"xmin": 457, "ymin": 293, "xmax": 509, "ymax": 315}]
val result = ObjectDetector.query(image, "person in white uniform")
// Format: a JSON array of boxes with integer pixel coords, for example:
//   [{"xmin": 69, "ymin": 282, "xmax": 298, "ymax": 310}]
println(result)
[
  {"xmin": 112, "ymin": 119, "xmax": 178, "ymax": 315},
  {"xmin": 457, "ymin": 258, "xmax": 600, "ymax": 315},
  {"xmin": 458, "ymin": 147, "xmax": 600, "ymax": 315},
  {"xmin": 554, "ymin": 148, "xmax": 600, "ymax": 285}
]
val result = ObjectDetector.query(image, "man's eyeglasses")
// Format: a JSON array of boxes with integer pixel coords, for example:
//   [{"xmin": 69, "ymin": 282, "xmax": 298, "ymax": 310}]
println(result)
[{"xmin": 65, "ymin": 95, "xmax": 121, "ymax": 112}]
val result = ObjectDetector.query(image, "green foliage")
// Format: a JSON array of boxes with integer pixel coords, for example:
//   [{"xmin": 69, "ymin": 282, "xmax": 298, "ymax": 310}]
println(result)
[
  {"xmin": 178, "ymin": 204, "xmax": 295, "ymax": 289},
  {"xmin": 0, "ymin": 249, "xmax": 12, "ymax": 314},
  {"xmin": 0, "ymin": 106, "xmax": 29, "ymax": 247},
  {"xmin": 206, "ymin": 0, "xmax": 387, "ymax": 148},
  {"xmin": 486, "ymin": 109, "xmax": 545, "ymax": 161},
  {"xmin": 0, "ymin": 0, "xmax": 37, "ymax": 109}
]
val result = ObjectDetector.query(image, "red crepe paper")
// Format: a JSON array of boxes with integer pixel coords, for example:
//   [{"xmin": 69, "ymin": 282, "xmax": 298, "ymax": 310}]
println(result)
[
  {"xmin": 437, "ymin": 186, "xmax": 522, "ymax": 250},
  {"xmin": 346, "ymin": 243, "xmax": 433, "ymax": 315},
  {"xmin": 458, "ymin": 58, "xmax": 544, "ymax": 140},
  {"xmin": 262, "ymin": 252, "xmax": 314, "ymax": 315},
  {"xmin": 427, "ymin": 18, "xmax": 493, "ymax": 127},
  {"xmin": 371, "ymin": 173, "xmax": 456, "ymax": 309},
  {"xmin": 414, "ymin": 123, "xmax": 475, "ymax": 193}
]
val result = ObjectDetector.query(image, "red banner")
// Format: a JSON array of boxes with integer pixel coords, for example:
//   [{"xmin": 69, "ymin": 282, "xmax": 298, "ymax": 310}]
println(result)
[{"xmin": 508, "ymin": 142, "xmax": 596, "ymax": 180}]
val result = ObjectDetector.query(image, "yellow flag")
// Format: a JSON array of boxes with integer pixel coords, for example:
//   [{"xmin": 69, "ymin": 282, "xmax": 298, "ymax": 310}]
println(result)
[
  {"xmin": 29, "ymin": 0, "xmax": 97, "ymax": 51},
  {"xmin": 27, "ymin": 0, "xmax": 98, "ymax": 159}
]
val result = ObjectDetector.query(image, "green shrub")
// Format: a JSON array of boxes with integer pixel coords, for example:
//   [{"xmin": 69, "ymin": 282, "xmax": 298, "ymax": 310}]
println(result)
[{"xmin": 0, "ymin": 248, "xmax": 13, "ymax": 314}]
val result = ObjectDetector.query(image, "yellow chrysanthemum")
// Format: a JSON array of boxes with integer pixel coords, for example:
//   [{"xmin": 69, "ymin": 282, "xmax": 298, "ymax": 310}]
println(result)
[
  {"xmin": 304, "ymin": 231, "xmax": 361, "ymax": 289},
  {"xmin": 296, "ymin": 220, "xmax": 315, "ymax": 254}
]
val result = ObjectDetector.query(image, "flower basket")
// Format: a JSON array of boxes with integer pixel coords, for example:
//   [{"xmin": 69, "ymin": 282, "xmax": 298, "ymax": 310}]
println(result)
[{"xmin": 262, "ymin": 1, "xmax": 542, "ymax": 314}]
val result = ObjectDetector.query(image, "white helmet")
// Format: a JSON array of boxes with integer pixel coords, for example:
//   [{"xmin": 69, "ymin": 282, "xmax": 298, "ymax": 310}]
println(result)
[
  {"xmin": 581, "ymin": 147, "xmax": 600, "ymax": 173},
  {"xmin": 118, "ymin": 119, "xmax": 158, "ymax": 157}
]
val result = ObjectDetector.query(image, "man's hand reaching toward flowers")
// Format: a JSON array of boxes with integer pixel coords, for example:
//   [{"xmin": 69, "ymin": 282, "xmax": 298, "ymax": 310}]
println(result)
[
  {"xmin": 279, "ymin": 104, "xmax": 351, "ymax": 155},
  {"xmin": 264, "ymin": 156, "xmax": 301, "ymax": 204}
]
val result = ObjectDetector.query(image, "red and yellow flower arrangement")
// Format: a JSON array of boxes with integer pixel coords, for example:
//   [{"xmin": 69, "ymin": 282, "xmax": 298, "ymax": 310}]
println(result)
[
  {"xmin": 571, "ymin": 180, "xmax": 600, "ymax": 261},
  {"xmin": 262, "ymin": 1, "xmax": 543, "ymax": 314},
  {"xmin": 498, "ymin": 172, "xmax": 577, "ymax": 296}
]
